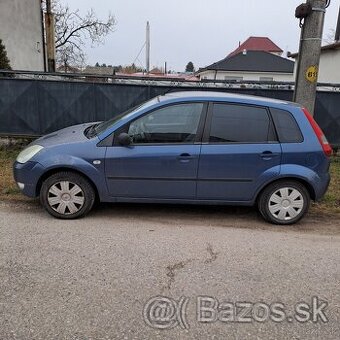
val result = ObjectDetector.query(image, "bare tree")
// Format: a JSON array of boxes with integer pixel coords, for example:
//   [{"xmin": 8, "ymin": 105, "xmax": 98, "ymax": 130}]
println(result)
[
  {"xmin": 43, "ymin": 1, "xmax": 116, "ymax": 69},
  {"xmin": 57, "ymin": 44, "xmax": 86, "ymax": 72}
]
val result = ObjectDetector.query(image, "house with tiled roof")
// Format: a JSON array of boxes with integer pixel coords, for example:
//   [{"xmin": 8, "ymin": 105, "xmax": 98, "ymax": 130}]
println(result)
[
  {"xmin": 196, "ymin": 37, "xmax": 294, "ymax": 82},
  {"xmin": 228, "ymin": 37, "xmax": 283, "ymax": 57}
]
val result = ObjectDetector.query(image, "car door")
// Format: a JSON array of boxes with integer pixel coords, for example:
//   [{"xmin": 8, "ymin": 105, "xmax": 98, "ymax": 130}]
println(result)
[
  {"xmin": 197, "ymin": 102, "xmax": 282, "ymax": 202},
  {"xmin": 105, "ymin": 102, "xmax": 206, "ymax": 199}
]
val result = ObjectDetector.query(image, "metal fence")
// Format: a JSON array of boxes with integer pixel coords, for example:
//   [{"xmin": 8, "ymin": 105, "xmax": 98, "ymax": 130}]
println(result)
[{"xmin": 0, "ymin": 74, "xmax": 339, "ymax": 147}]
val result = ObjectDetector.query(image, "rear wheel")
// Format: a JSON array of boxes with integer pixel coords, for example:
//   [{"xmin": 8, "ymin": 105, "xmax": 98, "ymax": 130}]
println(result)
[
  {"xmin": 40, "ymin": 171, "xmax": 95, "ymax": 219},
  {"xmin": 258, "ymin": 181, "xmax": 310, "ymax": 225}
]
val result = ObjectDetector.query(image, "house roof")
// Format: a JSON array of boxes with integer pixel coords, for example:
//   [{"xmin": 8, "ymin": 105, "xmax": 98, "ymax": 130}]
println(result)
[
  {"xmin": 124, "ymin": 72, "xmax": 199, "ymax": 81},
  {"xmin": 149, "ymin": 67, "xmax": 163, "ymax": 74},
  {"xmin": 228, "ymin": 37, "xmax": 283, "ymax": 57},
  {"xmin": 198, "ymin": 51, "xmax": 294, "ymax": 74},
  {"xmin": 80, "ymin": 66, "xmax": 199, "ymax": 81},
  {"xmin": 83, "ymin": 66, "xmax": 115, "ymax": 75},
  {"xmin": 288, "ymin": 41, "xmax": 340, "ymax": 58},
  {"xmin": 56, "ymin": 65, "xmax": 80, "ymax": 73}
]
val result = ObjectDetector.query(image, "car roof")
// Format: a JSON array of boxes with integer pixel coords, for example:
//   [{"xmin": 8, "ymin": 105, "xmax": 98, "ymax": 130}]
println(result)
[{"xmin": 159, "ymin": 91, "xmax": 298, "ymax": 107}]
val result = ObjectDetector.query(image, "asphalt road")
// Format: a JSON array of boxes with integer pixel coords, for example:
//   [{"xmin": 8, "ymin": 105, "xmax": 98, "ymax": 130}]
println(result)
[{"xmin": 0, "ymin": 201, "xmax": 340, "ymax": 340}]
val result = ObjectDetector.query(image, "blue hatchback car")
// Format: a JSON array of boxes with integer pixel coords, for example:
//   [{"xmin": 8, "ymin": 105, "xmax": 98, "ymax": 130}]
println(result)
[{"xmin": 13, "ymin": 91, "xmax": 332, "ymax": 224}]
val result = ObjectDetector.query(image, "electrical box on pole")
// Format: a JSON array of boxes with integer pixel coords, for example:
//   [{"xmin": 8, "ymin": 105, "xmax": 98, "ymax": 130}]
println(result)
[{"xmin": 293, "ymin": 0, "xmax": 329, "ymax": 116}]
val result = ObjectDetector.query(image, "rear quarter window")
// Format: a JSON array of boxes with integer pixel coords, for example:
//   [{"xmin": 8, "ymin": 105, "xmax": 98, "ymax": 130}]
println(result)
[{"xmin": 270, "ymin": 108, "xmax": 303, "ymax": 143}]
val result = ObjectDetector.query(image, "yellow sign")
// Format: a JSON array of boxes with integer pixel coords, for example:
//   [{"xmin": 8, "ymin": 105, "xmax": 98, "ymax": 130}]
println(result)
[{"xmin": 306, "ymin": 66, "xmax": 318, "ymax": 83}]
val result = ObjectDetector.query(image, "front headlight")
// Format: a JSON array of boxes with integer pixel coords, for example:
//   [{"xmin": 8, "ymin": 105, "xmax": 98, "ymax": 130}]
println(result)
[{"xmin": 16, "ymin": 145, "xmax": 44, "ymax": 164}]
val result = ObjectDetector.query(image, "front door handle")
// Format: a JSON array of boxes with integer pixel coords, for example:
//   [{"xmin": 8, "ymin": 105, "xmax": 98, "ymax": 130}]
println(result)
[{"xmin": 177, "ymin": 153, "xmax": 196, "ymax": 162}]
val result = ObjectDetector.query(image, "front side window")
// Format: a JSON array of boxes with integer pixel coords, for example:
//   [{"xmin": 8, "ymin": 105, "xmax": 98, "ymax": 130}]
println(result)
[
  {"xmin": 209, "ymin": 104, "xmax": 276, "ymax": 143},
  {"xmin": 126, "ymin": 103, "xmax": 204, "ymax": 144},
  {"xmin": 94, "ymin": 97, "xmax": 160, "ymax": 136}
]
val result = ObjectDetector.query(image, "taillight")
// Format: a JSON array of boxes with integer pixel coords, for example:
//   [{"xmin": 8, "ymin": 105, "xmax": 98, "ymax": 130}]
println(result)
[{"xmin": 302, "ymin": 108, "xmax": 333, "ymax": 157}]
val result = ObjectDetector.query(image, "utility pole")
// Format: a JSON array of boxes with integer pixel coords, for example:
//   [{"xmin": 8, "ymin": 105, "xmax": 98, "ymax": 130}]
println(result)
[
  {"xmin": 45, "ymin": 0, "xmax": 56, "ymax": 72},
  {"xmin": 293, "ymin": 0, "xmax": 328, "ymax": 115},
  {"xmin": 146, "ymin": 21, "xmax": 150, "ymax": 74},
  {"xmin": 335, "ymin": 5, "xmax": 340, "ymax": 41}
]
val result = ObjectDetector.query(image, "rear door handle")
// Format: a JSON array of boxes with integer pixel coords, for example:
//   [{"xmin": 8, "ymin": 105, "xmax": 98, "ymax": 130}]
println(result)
[{"xmin": 260, "ymin": 151, "xmax": 280, "ymax": 159}]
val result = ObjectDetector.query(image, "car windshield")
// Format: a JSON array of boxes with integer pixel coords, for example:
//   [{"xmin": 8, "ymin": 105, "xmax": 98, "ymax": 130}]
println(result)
[{"xmin": 93, "ymin": 96, "xmax": 161, "ymax": 136}]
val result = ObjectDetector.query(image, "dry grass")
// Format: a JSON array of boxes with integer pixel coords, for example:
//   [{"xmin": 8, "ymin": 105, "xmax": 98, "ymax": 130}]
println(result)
[
  {"xmin": 0, "ymin": 145, "xmax": 33, "ymax": 202},
  {"xmin": 0, "ymin": 146, "xmax": 339, "ymax": 214},
  {"xmin": 311, "ymin": 157, "xmax": 340, "ymax": 215}
]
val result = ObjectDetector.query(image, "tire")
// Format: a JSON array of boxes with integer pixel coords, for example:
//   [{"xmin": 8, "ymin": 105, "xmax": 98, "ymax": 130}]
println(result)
[
  {"xmin": 258, "ymin": 180, "xmax": 310, "ymax": 225},
  {"xmin": 40, "ymin": 171, "xmax": 95, "ymax": 219}
]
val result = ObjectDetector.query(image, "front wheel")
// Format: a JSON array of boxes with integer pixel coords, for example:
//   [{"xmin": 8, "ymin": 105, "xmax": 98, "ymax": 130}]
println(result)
[
  {"xmin": 258, "ymin": 181, "xmax": 310, "ymax": 225},
  {"xmin": 40, "ymin": 171, "xmax": 95, "ymax": 219}
]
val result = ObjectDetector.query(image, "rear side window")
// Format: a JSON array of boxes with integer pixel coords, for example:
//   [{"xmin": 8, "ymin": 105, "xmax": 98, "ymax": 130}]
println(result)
[
  {"xmin": 270, "ymin": 108, "xmax": 303, "ymax": 143},
  {"xmin": 209, "ymin": 104, "xmax": 276, "ymax": 143}
]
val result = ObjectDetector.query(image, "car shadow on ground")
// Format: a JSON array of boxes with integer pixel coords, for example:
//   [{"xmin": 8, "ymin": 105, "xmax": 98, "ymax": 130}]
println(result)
[
  {"xmin": 89, "ymin": 202, "xmax": 340, "ymax": 235},
  {"xmin": 2, "ymin": 199, "xmax": 339, "ymax": 235},
  {"xmin": 93, "ymin": 201, "xmax": 258, "ymax": 220}
]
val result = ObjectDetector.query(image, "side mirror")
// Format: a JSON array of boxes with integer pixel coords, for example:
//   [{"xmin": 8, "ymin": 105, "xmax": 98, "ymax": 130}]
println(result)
[{"xmin": 117, "ymin": 132, "xmax": 132, "ymax": 146}]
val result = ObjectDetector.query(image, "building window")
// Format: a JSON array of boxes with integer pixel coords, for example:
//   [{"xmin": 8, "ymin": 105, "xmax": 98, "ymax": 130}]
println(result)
[
  {"xmin": 259, "ymin": 77, "xmax": 274, "ymax": 82},
  {"xmin": 224, "ymin": 76, "xmax": 244, "ymax": 82}
]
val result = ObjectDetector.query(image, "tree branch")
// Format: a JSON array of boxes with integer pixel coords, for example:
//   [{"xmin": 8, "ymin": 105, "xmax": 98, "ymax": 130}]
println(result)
[
  {"xmin": 56, "ymin": 22, "xmax": 100, "ymax": 49},
  {"xmin": 48, "ymin": 0, "xmax": 116, "ymax": 68}
]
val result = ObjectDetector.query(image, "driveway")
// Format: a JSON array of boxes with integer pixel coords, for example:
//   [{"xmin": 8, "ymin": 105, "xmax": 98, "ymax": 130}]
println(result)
[{"xmin": 0, "ymin": 201, "xmax": 339, "ymax": 339}]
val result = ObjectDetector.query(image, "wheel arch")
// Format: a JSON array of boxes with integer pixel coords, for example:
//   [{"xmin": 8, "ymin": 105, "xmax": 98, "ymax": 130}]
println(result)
[
  {"xmin": 255, "ymin": 177, "xmax": 316, "ymax": 203},
  {"xmin": 36, "ymin": 167, "xmax": 100, "ymax": 202}
]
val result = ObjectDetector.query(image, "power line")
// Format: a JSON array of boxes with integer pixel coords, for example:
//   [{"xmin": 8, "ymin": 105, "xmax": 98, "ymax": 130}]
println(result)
[{"xmin": 133, "ymin": 42, "xmax": 146, "ymax": 68}]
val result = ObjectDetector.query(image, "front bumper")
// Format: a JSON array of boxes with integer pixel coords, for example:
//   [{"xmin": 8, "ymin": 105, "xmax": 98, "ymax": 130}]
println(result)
[{"xmin": 13, "ymin": 161, "xmax": 46, "ymax": 198}]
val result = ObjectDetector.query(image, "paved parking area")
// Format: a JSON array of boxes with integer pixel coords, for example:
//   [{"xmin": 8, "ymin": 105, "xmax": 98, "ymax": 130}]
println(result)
[{"xmin": 0, "ymin": 201, "xmax": 339, "ymax": 339}]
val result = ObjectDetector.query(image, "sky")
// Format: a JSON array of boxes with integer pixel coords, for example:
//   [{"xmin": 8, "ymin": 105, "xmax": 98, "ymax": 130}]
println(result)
[{"xmin": 60, "ymin": 0, "xmax": 340, "ymax": 72}]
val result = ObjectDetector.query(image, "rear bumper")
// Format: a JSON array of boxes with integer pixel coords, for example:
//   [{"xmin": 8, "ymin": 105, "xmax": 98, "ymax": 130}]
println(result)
[
  {"xmin": 13, "ymin": 161, "xmax": 46, "ymax": 198},
  {"xmin": 314, "ymin": 172, "xmax": 331, "ymax": 201}
]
